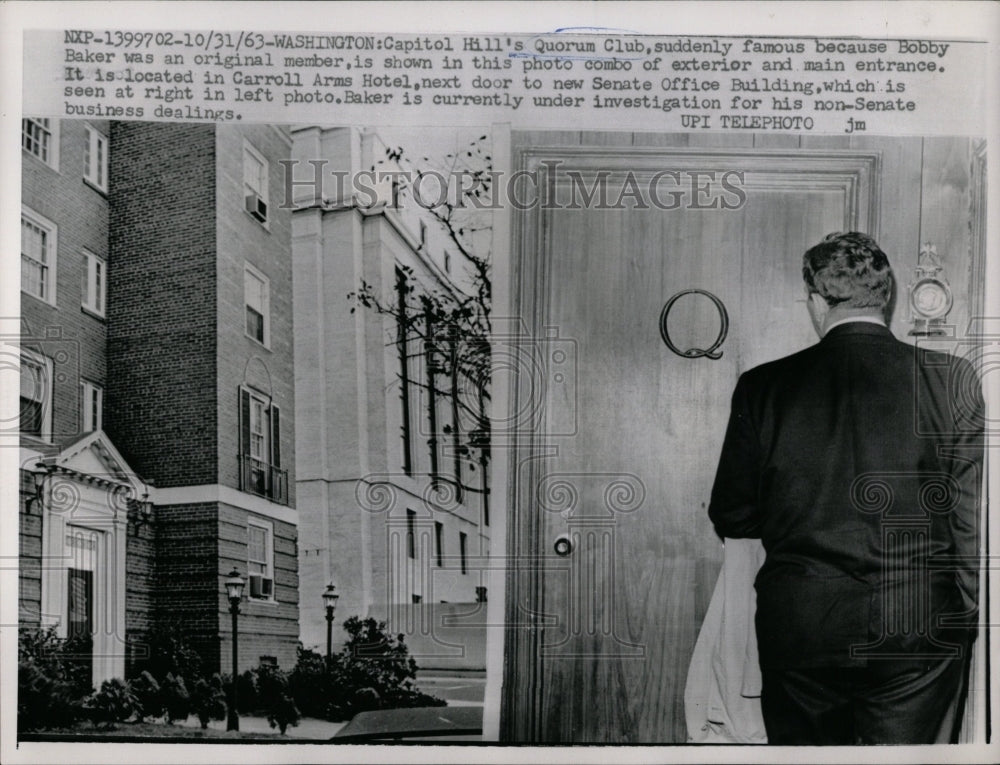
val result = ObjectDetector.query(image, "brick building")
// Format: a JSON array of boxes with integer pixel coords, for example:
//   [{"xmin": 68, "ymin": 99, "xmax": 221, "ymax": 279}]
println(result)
[
  {"xmin": 18, "ymin": 118, "xmax": 300, "ymax": 686},
  {"xmin": 289, "ymin": 127, "xmax": 491, "ymax": 662}
]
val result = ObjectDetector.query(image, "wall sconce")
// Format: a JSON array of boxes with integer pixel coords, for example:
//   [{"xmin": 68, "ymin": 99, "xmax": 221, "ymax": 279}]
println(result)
[
  {"xmin": 907, "ymin": 242, "xmax": 953, "ymax": 336},
  {"xmin": 130, "ymin": 481, "xmax": 155, "ymax": 532},
  {"xmin": 24, "ymin": 463, "xmax": 50, "ymax": 513}
]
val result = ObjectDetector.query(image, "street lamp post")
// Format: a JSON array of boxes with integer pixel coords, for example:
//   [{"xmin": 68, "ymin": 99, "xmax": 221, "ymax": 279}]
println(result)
[
  {"xmin": 225, "ymin": 568, "xmax": 245, "ymax": 732},
  {"xmin": 322, "ymin": 583, "xmax": 339, "ymax": 664}
]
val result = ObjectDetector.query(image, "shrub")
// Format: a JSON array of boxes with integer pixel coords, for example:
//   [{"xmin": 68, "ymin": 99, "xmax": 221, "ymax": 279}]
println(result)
[
  {"xmin": 240, "ymin": 664, "xmax": 300, "ymax": 734},
  {"xmin": 190, "ymin": 675, "xmax": 227, "ymax": 729},
  {"xmin": 161, "ymin": 673, "xmax": 190, "ymax": 724},
  {"xmin": 18, "ymin": 626, "xmax": 93, "ymax": 697},
  {"xmin": 17, "ymin": 627, "xmax": 93, "ymax": 731},
  {"xmin": 18, "ymin": 660, "xmax": 87, "ymax": 732},
  {"xmin": 288, "ymin": 646, "xmax": 330, "ymax": 718},
  {"xmin": 338, "ymin": 616, "xmax": 417, "ymax": 695},
  {"xmin": 140, "ymin": 626, "xmax": 203, "ymax": 685},
  {"xmin": 219, "ymin": 670, "xmax": 255, "ymax": 716},
  {"xmin": 351, "ymin": 686, "xmax": 381, "ymax": 714},
  {"xmin": 290, "ymin": 617, "xmax": 445, "ymax": 721},
  {"xmin": 86, "ymin": 678, "xmax": 137, "ymax": 729},
  {"xmin": 266, "ymin": 693, "xmax": 301, "ymax": 735},
  {"xmin": 129, "ymin": 671, "xmax": 163, "ymax": 722}
]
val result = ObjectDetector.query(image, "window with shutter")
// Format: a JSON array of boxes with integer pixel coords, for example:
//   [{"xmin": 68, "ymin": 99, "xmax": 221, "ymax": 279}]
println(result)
[{"xmin": 238, "ymin": 386, "xmax": 286, "ymax": 503}]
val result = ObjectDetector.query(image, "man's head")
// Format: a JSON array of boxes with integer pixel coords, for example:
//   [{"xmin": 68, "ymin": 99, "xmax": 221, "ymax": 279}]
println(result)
[{"xmin": 801, "ymin": 232, "xmax": 893, "ymax": 335}]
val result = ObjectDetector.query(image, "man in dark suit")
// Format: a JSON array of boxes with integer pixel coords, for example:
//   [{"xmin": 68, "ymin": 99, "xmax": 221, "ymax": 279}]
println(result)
[{"xmin": 708, "ymin": 232, "xmax": 983, "ymax": 744}]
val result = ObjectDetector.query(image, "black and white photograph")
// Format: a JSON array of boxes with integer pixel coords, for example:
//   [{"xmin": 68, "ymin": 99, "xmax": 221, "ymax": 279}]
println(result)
[{"xmin": 2, "ymin": 2, "xmax": 997, "ymax": 762}]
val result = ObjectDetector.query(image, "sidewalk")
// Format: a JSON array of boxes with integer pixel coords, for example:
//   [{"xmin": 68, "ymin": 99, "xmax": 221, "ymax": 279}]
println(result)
[{"xmin": 176, "ymin": 714, "xmax": 347, "ymax": 739}]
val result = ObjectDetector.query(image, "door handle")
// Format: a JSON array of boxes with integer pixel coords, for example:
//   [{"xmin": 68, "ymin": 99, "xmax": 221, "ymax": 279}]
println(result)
[
  {"xmin": 659, "ymin": 288, "xmax": 729, "ymax": 360},
  {"xmin": 554, "ymin": 533, "xmax": 573, "ymax": 557}
]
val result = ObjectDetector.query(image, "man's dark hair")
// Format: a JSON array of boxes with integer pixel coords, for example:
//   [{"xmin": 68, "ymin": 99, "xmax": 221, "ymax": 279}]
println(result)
[{"xmin": 802, "ymin": 231, "xmax": 893, "ymax": 309}]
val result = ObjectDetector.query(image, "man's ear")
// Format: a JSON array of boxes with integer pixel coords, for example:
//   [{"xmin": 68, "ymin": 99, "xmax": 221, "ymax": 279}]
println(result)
[
  {"xmin": 808, "ymin": 292, "xmax": 829, "ymax": 315},
  {"xmin": 806, "ymin": 291, "xmax": 830, "ymax": 336}
]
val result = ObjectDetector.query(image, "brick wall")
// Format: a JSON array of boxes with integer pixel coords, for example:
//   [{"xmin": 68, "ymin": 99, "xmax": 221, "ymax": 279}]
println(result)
[
  {"xmin": 124, "ymin": 502, "xmax": 157, "ymax": 675},
  {"xmin": 219, "ymin": 502, "xmax": 300, "ymax": 671},
  {"xmin": 214, "ymin": 126, "xmax": 296, "ymax": 505},
  {"xmin": 105, "ymin": 122, "xmax": 219, "ymax": 487},
  {"xmin": 18, "ymin": 472, "xmax": 42, "ymax": 628},
  {"xmin": 21, "ymin": 119, "xmax": 110, "ymax": 450},
  {"xmin": 153, "ymin": 502, "xmax": 222, "ymax": 672}
]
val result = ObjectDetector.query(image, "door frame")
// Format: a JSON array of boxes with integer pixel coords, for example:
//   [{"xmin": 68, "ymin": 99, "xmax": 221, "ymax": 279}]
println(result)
[{"xmin": 498, "ymin": 140, "xmax": 881, "ymax": 742}]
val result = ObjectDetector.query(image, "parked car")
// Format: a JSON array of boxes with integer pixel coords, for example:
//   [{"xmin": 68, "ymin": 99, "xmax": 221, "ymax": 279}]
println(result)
[{"xmin": 332, "ymin": 706, "xmax": 482, "ymax": 742}]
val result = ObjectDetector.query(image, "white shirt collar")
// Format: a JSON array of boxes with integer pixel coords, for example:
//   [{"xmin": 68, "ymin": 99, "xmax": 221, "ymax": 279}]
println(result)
[{"xmin": 824, "ymin": 315, "xmax": 887, "ymax": 335}]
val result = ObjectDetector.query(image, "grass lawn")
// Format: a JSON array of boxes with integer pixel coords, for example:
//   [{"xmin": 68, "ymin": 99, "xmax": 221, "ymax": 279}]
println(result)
[{"xmin": 20, "ymin": 720, "xmax": 289, "ymax": 741}]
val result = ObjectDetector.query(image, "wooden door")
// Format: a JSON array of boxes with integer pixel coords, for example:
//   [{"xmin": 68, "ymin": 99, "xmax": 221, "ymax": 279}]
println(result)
[{"xmin": 503, "ymin": 143, "xmax": 879, "ymax": 742}]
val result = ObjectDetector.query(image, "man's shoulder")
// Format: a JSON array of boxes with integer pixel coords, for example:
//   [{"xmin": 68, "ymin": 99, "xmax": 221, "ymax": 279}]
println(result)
[{"xmin": 739, "ymin": 343, "xmax": 820, "ymax": 388}]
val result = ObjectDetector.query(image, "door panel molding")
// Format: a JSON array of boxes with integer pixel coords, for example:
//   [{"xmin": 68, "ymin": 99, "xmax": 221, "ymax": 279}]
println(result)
[{"xmin": 502, "ymin": 143, "xmax": 881, "ymax": 742}]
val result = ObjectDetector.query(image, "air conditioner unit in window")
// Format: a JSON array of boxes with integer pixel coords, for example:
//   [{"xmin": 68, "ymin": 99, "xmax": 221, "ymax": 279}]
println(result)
[
  {"xmin": 245, "ymin": 192, "xmax": 268, "ymax": 222},
  {"xmin": 249, "ymin": 573, "xmax": 274, "ymax": 599}
]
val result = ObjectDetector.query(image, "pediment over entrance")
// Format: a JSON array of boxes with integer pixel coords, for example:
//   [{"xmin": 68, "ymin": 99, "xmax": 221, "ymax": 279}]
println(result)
[{"xmin": 41, "ymin": 431, "xmax": 147, "ymax": 497}]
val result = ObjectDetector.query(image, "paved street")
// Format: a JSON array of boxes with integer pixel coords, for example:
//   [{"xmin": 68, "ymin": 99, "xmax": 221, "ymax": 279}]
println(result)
[{"xmin": 415, "ymin": 672, "xmax": 486, "ymax": 706}]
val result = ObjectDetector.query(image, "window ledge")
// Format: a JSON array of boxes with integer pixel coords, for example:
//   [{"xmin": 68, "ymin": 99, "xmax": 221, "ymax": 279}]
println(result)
[
  {"xmin": 23, "ymin": 149, "xmax": 59, "ymax": 173},
  {"xmin": 20, "ymin": 433, "xmax": 53, "ymax": 447},
  {"xmin": 81, "ymin": 305, "xmax": 106, "ymax": 321},
  {"xmin": 21, "ymin": 290, "xmax": 57, "ymax": 309},
  {"xmin": 247, "ymin": 597, "xmax": 278, "ymax": 607},
  {"xmin": 244, "ymin": 332, "xmax": 272, "ymax": 351},
  {"xmin": 83, "ymin": 177, "xmax": 108, "ymax": 196},
  {"xmin": 243, "ymin": 208, "xmax": 271, "ymax": 232}
]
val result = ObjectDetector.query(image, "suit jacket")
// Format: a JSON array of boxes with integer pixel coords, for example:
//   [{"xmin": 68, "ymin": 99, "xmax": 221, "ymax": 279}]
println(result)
[{"xmin": 708, "ymin": 322, "xmax": 983, "ymax": 669}]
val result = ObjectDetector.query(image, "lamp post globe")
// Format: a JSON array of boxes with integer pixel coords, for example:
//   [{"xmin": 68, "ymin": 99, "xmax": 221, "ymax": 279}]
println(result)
[{"xmin": 225, "ymin": 568, "xmax": 245, "ymax": 731}]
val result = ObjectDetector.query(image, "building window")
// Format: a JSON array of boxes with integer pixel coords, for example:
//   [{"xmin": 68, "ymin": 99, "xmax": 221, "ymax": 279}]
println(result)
[
  {"xmin": 406, "ymin": 509, "xmax": 416, "ymax": 559},
  {"xmin": 83, "ymin": 124, "xmax": 108, "ymax": 192},
  {"xmin": 21, "ymin": 209, "xmax": 57, "ymax": 305},
  {"xmin": 82, "ymin": 250, "xmax": 106, "ymax": 317},
  {"xmin": 80, "ymin": 380, "xmax": 102, "ymax": 433},
  {"xmin": 396, "ymin": 268, "xmax": 414, "ymax": 475},
  {"xmin": 20, "ymin": 351, "xmax": 52, "ymax": 440},
  {"xmin": 444, "ymin": 251, "xmax": 452, "ymax": 274},
  {"xmin": 434, "ymin": 521, "xmax": 444, "ymax": 567},
  {"xmin": 244, "ymin": 263, "xmax": 270, "ymax": 347},
  {"xmin": 243, "ymin": 142, "xmax": 269, "ymax": 224},
  {"xmin": 247, "ymin": 519, "xmax": 274, "ymax": 600},
  {"xmin": 22, "ymin": 118, "xmax": 58, "ymax": 168},
  {"xmin": 238, "ymin": 387, "xmax": 286, "ymax": 503},
  {"xmin": 459, "ymin": 532, "xmax": 468, "ymax": 575},
  {"xmin": 419, "ymin": 220, "xmax": 427, "ymax": 249},
  {"xmin": 412, "ymin": 594, "xmax": 422, "ymax": 604}
]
